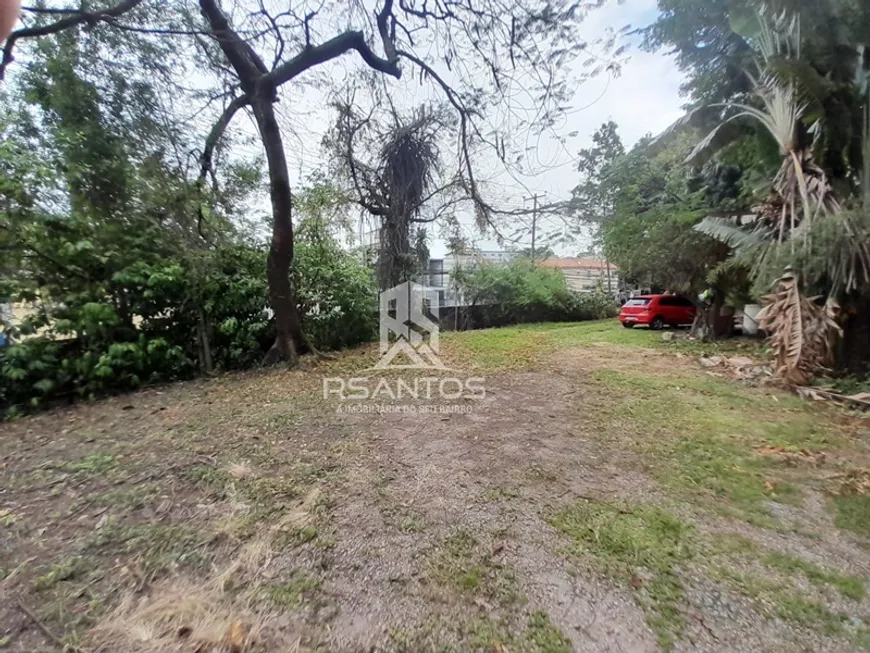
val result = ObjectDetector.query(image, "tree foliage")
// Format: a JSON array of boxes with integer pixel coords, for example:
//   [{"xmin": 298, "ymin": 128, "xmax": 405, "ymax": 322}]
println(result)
[
  {"xmin": 597, "ymin": 130, "xmax": 735, "ymax": 297},
  {"xmin": 0, "ymin": 43, "xmax": 376, "ymax": 416},
  {"xmin": 3, "ymin": 0, "xmax": 618, "ymax": 365},
  {"xmin": 646, "ymin": 0, "xmax": 870, "ymax": 370},
  {"xmin": 452, "ymin": 260, "xmax": 617, "ymax": 328}
]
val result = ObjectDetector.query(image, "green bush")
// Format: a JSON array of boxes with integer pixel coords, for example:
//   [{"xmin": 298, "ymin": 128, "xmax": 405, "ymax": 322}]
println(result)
[
  {"xmin": 0, "ymin": 335, "xmax": 191, "ymax": 415},
  {"xmin": 1, "ymin": 233, "xmax": 377, "ymax": 416},
  {"xmin": 452, "ymin": 260, "xmax": 618, "ymax": 327},
  {"xmin": 294, "ymin": 221, "xmax": 378, "ymax": 351}
]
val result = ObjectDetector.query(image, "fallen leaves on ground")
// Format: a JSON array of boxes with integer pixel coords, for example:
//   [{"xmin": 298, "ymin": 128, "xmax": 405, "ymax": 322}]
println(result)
[
  {"xmin": 698, "ymin": 355, "xmax": 772, "ymax": 382},
  {"xmin": 830, "ymin": 469, "xmax": 870, "ymax": 496},
  {"xmin": 754, "ymin": 445, "xmax": 826, "ymax": 466},
  {"xmin": 796, "ymin": 386, "xmax": 870, "ymax": 410},
  {"xmin": 222, "ymin": 619, "xmax": 250, "ymax": 653}
]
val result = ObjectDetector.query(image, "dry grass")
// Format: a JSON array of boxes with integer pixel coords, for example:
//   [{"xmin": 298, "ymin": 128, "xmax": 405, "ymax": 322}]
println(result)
[
  {"xmin": 92, "ymin": 581, "xmax": 266, "ymax": 653},
  {"xmin": 91, "ymin": 488, "xmax": 325, "ymax": 652},
  {"xmin": 226, "ymin": 462, "xmax": 253, "ymax": 480}
]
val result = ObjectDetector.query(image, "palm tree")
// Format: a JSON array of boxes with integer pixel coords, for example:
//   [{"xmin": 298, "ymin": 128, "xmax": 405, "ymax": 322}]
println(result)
[
  {"xmin": 684, "ymin": 4, "xmax": 854, "ymax": 383},
  {"xmin": 693, "ymin": 5, "xmax": 839, "ymax": 249}
]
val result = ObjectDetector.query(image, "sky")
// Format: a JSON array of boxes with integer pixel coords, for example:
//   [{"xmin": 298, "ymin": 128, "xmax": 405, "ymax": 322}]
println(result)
[{"xmin": 444, "ymin": 0, "xmax": 688, "ymax": 258}]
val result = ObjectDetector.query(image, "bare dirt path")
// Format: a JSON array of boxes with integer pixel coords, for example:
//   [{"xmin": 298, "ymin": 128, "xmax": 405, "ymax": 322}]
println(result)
[{"xmin": 324, "ymin": 359, "xmax": 660, "ymax": 653}]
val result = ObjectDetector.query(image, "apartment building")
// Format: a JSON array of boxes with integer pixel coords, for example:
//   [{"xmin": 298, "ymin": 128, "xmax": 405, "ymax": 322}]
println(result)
[{"xmin": 539, "ymin": 257, "xmax": 619, "ymax": 295}]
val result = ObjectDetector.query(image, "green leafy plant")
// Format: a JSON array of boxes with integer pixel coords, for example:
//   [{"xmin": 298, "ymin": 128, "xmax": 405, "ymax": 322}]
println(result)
[{"xmin": 452, "ymin": 260, "xmax": 617, "ymax": 328}]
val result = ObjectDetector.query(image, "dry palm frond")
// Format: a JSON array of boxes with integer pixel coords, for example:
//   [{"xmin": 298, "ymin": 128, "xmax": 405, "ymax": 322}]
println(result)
[
  {"xmin": 756, "ymin": 270, "xmax": 842, "ymax": 385},
  {"xmin": 771, "ymin": 147, "xmax": 839, "ymax": 240}
]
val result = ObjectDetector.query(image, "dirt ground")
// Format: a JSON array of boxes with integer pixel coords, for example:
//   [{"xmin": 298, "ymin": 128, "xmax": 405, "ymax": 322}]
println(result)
[{"xmin": 3, "ymin": 323, "xmax": 870, "ymax": 652}]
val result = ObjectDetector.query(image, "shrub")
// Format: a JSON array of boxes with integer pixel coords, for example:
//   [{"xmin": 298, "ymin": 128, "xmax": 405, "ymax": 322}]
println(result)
[
  {"xmin": 1, "ymin": 234, "xmax": 377, "ymax": 416},
  {"xmin": 293, "ymin": 217, "xmax": 378, "ymax": 352},
  {"xmin": 452, "ymin": 260, "xmax": 618, "ymax": 327}
]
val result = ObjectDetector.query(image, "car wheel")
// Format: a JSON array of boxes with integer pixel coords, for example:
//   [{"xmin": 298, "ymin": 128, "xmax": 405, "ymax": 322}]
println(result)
[
  {"xmin": 622, "ymin": 322, "xmax": 634, "ymax": 329},
  {"xmin": 651, "ymin": 316, "xmax": 665, "ymax": 330}
]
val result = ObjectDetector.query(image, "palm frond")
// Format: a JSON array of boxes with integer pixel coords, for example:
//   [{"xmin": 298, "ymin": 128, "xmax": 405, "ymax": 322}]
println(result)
[
  {"xmin": 757, "ymin": 270, "xmax": 839, "ymax": 385},
  {"xmin": 755, "ymin": 5, "xmax": 801, "ymax": 66},
  {"xmin": 684, "ymin": 113, "xmax": 746, "ymax": 165},
  {"xmin": 694, "ymin": 216, "xmax": 769, "ymax": 249}
]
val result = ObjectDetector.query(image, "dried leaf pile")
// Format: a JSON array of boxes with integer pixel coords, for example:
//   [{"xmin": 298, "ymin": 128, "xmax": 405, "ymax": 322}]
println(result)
[
  {"xmin": 754, "ymin": 445, "xmax": 826, "ymax": 467},
  {"xmin": 831, "ymin": 468, "xmax": 870, "ymax": 497}
]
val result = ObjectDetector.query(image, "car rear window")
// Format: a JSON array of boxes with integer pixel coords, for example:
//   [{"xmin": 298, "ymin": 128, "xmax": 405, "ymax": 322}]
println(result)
[{"xmin": 625, "ymin": 299, "xmax": 650, "ymax": 307}]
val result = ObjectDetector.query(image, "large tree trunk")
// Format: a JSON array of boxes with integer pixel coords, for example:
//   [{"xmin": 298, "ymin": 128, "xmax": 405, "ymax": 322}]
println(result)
[
  {"xmin": 377, "ymin": 211, "xmax": 411, "ymax": 290},
  {"xmin": 838, "ymin": 294, "xmax": 870, "ymax": 374},
  {"xmin": 253, "ymin": 98, "xmax": 304, "ymax": 365}
]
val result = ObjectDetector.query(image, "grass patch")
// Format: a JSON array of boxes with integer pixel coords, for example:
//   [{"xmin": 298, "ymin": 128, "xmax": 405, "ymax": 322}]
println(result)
[
  {"xmin": 266, "ymin": 570, "xmax": 322, "ymax": 608},
  {"xmin": 833, "ymin": 494, "xmax": 870, "ymax": 539},
  {"xmin": 776, "ymin": 595, "xmax": 848, "ymax": 634},
  {"xmin": 762, "ymin": 551, "xmax": 864, "ymax": 600},
  {"xmin": 444, "ymin": 325, "xmax": 554, "ymax": 370},
  {"xmin": 398, "ymin": 514, "xmax": 427, "ymax": 533},
  {"xmin": 33, "ymin": 557, "xmax": 86, "ymax": 591},
  {"xmin": 548, "ymin": 500, "xmax": 692, "ymax": 650},
  {"xmin": 62, "ymin": 453, "xmax": 117, "ymax": 475},
  {"xmin": 441, "ymin": 319, "xmax": 767, "ymax": 371},
  {"xmin": 426, "ymin": 529, "xmax": 522, "ymax": 605},
  {"xmin": 482, "ymin": 485, "xmax": 523, "ymax": 501},
  {"xmin": 713, "ymin": 566, "xmax": 849, "ymax": 634},
  {"xmin": 83, "ymin": 521, "xmax": 211, "ymax": 575},
  {"xmin": 583, "ymin": 367, "xmax": 844, "ymax": 526},
  {"xmin": 387, "ymin": 611, "xmax": 573, "ymax": 653},
  {"xmin": 525, "ymin": 611, "xmax": 572, "ymax": 653}
]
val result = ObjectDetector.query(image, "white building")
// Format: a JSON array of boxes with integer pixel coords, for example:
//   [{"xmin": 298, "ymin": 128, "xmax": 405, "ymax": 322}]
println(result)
[
  {"xmin": 420, "ymin": 249, "xmax": 516, "ymax": 307},
  {"xmin": 539, "ymin": 257, "xmax": 619, "ymax": 295}
]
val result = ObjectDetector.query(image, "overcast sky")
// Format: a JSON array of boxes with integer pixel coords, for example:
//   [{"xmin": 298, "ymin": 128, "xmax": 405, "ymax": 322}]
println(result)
[{"xmin": 456, "ymin": 0, "xmax": 687, "ymax": 258}]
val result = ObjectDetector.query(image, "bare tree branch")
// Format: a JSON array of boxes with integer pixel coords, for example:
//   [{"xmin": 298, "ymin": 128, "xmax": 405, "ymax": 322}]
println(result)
[
  {"xmin": 194, "ymin": 94, "xmax": 250, "ymax": 238},
  {"xmin": 199, "ymin": 95, "xmax": 251, "ymax": 182},
  {"xmin": 199, "ymin": 0, "xmax": 268, "ymax": 90},
  {"xmin": 395, "ymin": 49, "xmax": 486, "ymax": 221},
  {"xmin": 99, "ymin": 17, "xmax": 215, "ymax": 37},
  {"xmin": 21, "ymin": 6, "xmax": 84, "ymax": 15},
  {"xmin": 269, "ymin": 30, "xmax": 401, "ymax": 86},
  {"xmin": 1, "ymin": 0, "xmax": 144, "ymax": 80},
  {"xmin": 376, "ymin": 0, "xmax": 398, "ymax": 64}
]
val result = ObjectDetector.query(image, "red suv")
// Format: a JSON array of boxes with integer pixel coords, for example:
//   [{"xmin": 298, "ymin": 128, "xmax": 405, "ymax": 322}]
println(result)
[{"xmin": 619, "ymin": 295, "xmax": 696, "ymax": 330}]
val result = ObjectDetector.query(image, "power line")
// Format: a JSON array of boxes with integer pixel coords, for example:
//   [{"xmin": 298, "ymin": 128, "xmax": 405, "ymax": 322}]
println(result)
[{"xmin": 524, "ymin": 193, "xmax": 542, "ymax": 260}]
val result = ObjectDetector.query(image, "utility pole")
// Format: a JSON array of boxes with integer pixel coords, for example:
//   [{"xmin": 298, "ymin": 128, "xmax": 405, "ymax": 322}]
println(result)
[{"xmin": 524, "ymin": 193, "xmax": 541, "ymax": 261}]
